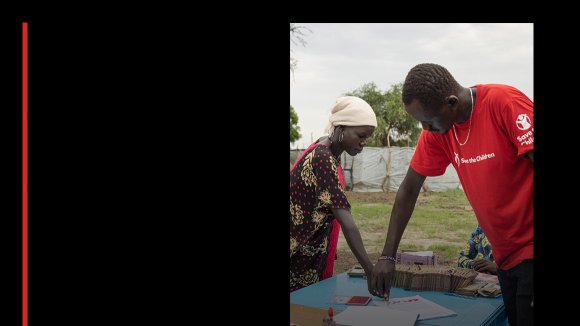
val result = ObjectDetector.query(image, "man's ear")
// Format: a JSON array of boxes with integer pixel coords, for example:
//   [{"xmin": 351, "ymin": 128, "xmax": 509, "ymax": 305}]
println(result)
[
  {"xmin": 446, "ymin": 95, "xmax": 458, "ymax": 107},
  {"xmin": 446, "ymin": 95, "xmax": 459, "ymax": 113}
]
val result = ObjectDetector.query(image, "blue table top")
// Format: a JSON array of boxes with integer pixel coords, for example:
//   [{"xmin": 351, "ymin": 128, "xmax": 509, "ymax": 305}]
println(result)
[{"xmin": 290, "ymin": 272, "xmax": 507, "ymax": 326}]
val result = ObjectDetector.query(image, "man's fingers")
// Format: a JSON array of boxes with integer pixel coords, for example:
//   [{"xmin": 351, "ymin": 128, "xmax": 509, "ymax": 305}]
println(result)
[
  {"xmin": 369, "ymin": 273, "xmax": 377, "ymax": 295},
  {"xmin": 383, "ymin": 276, "xmax": 391, "ymax": 299},
  {"xmin": 376, "ymin": 274, "xmax": 384, "ymax": 298}
]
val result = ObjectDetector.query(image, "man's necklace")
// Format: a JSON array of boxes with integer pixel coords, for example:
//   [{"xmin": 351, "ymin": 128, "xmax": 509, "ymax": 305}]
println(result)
[{"xmin": 453, "ymin": 87, "xmax": 474, "ymax": 146}]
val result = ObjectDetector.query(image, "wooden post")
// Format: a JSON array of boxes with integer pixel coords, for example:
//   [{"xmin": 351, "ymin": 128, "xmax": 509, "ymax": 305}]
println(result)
[
  {"xmin": 381, "ymin": 127, "xmax": 392, "ymax": 192},
  {"xmin": 422, "ymin": 180, "xmax": 431, "ymax": 194}
]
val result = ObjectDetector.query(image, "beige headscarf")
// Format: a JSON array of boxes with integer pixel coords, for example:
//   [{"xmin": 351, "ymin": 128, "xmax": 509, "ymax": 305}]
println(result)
[{"xmin": 326, "ymin": 96, "xmax": 377, "ymax": 134}]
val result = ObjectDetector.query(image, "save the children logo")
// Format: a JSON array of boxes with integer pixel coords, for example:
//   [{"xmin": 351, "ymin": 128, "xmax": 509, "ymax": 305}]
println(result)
[
  {"xmin": 517, "ymin": 128, "xmax": 534, "ymax": 146},
  {"xmin": 516, "ymin": 114, "xmax": 531, "ymax": 130},
  {"xmin": 455, "ymin": 151, "xmax": 497, "ymax": 165}
]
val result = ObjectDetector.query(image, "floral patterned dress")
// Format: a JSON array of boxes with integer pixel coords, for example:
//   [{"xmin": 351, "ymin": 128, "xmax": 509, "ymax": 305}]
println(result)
[
  {"xmin": 289, "ymin": 143, "xmax": 349, "ymax": 292},
  {"xmin": 458, "ymin": 225, "xmax": 494, "ymax": 268}
]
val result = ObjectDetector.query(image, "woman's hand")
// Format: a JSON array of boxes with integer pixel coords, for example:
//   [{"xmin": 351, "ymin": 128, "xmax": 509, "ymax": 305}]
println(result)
[{"xmin": 472, "ymin": 259, "xmax": 497, "ymax": 274}]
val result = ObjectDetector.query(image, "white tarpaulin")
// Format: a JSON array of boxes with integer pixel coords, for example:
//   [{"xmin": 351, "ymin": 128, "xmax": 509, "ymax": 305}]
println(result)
[{"xmin": 339, "ymin": 146, "xmax": 461, "ymax": 192}]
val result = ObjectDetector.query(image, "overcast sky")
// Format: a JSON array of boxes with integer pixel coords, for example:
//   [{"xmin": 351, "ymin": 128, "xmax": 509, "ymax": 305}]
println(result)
[{"xmin": 290, "ymin": 23, "xmax": 533, "ymax": 149}]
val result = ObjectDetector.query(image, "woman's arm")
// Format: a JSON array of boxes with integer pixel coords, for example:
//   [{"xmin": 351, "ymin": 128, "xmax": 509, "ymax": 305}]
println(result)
[{"xmin": 331, "ymin": 208, "xmax": 374, "ymax": 275}]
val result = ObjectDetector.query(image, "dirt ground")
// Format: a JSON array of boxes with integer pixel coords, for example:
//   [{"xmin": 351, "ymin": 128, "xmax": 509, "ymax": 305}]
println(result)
[
  {"xmin": 332, "ymin": 191, "xmax": 455, "ymax": 275},
  {"xmin": 344, "ymin": 191, "xmax": 397, "ymax": 203},
  {"xmin": 344, "ymin": 190, "xmax": 435, "ymax": 205}
]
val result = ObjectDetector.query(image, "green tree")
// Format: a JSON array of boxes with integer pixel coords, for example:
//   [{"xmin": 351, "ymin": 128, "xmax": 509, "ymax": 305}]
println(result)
[
  {"xmin": 290, "ymin": 23, "xmax": 311, "ymax": 75},
  {"xmin": 290, "ymin": 105, "xmax": 302, "ymax": 144},
  {"xmin": 290, "ymin": 24, "xmax": 310, "ymax": 147},
  {"xmin": 345, "ymin": 82, "xmax": 421, "ymax": 147}
]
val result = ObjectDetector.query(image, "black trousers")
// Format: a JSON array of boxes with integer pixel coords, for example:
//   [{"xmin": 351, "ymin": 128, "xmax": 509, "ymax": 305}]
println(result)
[{"xmin": 497, "ymin": 259, "xmax": 533, "ymax": 326}]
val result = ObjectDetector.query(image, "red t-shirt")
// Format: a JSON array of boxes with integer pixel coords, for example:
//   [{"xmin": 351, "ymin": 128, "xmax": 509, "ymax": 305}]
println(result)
[{"xmin": 410, "ymin": 84, "xmax": 533, "ymax": 270}]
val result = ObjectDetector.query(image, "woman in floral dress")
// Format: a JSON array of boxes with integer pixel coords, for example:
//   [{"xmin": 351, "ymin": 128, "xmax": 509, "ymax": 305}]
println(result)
[{"xmin": 290, "ymin": 96, "xmax": 377, "ymax": 292}]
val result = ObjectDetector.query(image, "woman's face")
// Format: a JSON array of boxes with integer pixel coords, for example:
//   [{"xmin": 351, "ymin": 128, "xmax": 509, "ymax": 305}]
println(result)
[{"xmin": 339, "ymin": 125, "xmax": 375, "ymax": 156}]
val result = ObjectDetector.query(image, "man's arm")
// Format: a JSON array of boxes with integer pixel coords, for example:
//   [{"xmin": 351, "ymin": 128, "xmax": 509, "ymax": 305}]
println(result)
[
  {"xmin": 368, "ymin": 166, "xmax": 426, "ymax": 298},
  {"xmin": 379, "ymin": 166, "xmax": 426, "ymax": 260},
  {"xmin": 332, "ymin": 208, "xmax": 374, "ymax": 275}
]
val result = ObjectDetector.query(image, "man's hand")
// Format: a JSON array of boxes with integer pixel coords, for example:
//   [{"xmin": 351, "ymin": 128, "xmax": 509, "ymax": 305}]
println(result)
[{"xmin": 367, "ymin": 260, "xmax": 395, "ymax": 300}]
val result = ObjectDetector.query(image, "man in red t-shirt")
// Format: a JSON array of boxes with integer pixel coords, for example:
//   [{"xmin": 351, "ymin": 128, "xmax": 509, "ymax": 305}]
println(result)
[{"xmin": 368, "ymin": 63, "xmax": 533, "ymax": 326}]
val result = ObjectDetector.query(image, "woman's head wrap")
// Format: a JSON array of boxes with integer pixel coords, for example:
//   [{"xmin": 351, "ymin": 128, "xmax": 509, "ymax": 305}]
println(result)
[{"xmin": 326, "ymin": 96, "xmax": 377, "ymax": 134}]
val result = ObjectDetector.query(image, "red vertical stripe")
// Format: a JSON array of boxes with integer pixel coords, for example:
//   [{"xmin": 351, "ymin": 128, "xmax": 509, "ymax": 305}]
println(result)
[{"xmin": 22, "ymin": 21, "xmax": 28, "ymax": 326}]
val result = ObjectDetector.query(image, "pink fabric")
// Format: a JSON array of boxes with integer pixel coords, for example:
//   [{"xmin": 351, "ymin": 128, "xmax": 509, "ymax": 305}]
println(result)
[
  {"xmin": 290, "ymin": 141, "xmax": 317, "ymax": 171},
  {"xmin": 290, "ymin": 141, "xmax": 343, "ymax": 280},
  {"xmin": 322, "ymin": 166, "xmax": 344, "ymax": 279}
]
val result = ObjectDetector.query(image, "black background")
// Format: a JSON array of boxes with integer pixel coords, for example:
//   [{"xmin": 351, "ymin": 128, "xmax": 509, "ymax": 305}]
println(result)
[
  {"xmin": 4, "ymin": 16, "xmax": 288, "ymax": 324},
  {"xmin": 1, "ymin": 17, "xmax": 568, "ymax": 325}
]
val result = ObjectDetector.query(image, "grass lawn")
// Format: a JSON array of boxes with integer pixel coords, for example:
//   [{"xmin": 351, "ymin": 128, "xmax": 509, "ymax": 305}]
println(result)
[{"xmin": 336, "ymin": 189, "xmax": 479, "ymax": 270}]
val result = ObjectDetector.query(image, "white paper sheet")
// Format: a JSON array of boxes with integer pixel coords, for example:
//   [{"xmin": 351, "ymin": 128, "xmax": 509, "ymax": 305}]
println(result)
[
  {"xmin": 372, "ymin": 295, "xmax": 456, "ymax": 320},
  {"xmin": 333, "ymin": 306, "xmax": 418, "ymax": 326}
]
